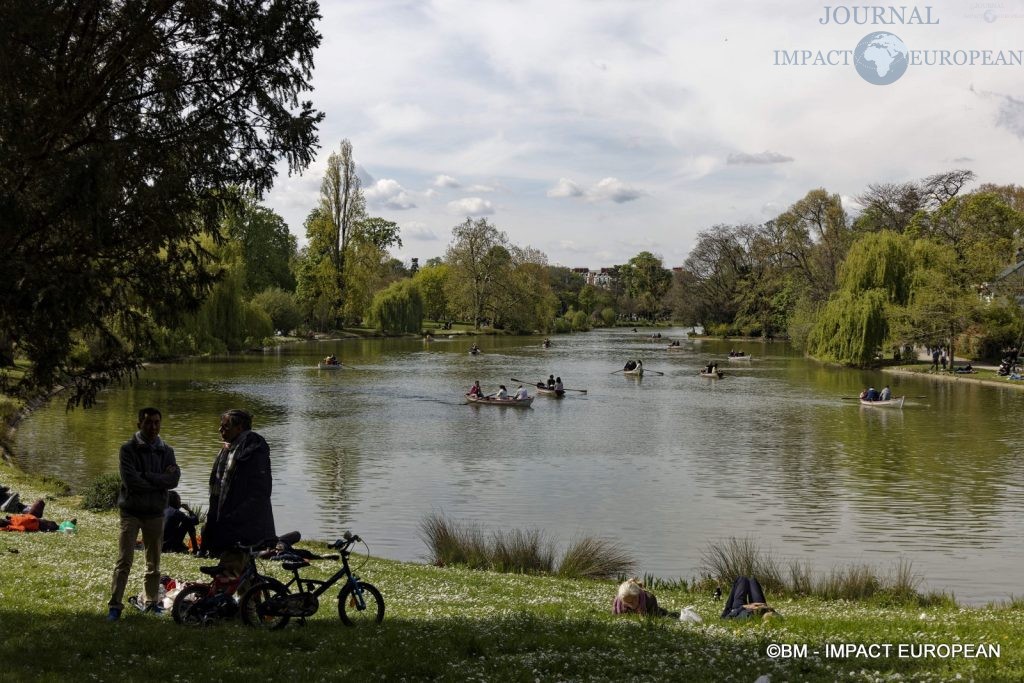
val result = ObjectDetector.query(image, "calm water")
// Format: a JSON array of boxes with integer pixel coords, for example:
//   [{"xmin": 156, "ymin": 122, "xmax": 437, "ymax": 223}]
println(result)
[{"xmin": 12, "ymin": 329, "xmax": 1024, "ymax": 604}]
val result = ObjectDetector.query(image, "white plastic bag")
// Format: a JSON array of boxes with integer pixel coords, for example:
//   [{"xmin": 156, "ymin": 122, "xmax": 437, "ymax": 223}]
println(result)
[{"xmin": 679, "ymin": 606, "xmax": 702, "ymax": 623}]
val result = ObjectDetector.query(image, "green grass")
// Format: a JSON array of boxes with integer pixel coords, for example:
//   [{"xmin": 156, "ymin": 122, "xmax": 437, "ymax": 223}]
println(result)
[{"xmin": 1, "ymin": 462, "xmax": 1022, "ymax": 682}]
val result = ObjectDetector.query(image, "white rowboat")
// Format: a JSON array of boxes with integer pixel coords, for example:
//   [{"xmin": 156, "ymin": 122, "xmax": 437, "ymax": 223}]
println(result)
[
  {"xmin": 860, "ymin": 396, "xmax": 905, "ymax": 408},
  {"xmin": 466, "ymin": 395, "xmax": 534, "ymax": 407}
]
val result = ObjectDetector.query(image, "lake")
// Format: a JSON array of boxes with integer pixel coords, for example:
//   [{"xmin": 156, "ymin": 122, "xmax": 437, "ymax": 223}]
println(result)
[{"xmin": 12, "ymin": 328, "xmax": 1024, "ymax": 604}]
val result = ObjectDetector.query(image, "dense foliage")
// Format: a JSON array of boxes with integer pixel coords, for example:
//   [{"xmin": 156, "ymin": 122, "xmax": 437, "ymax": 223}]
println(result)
[{"xmin": 0, "ymin": 0, "xmax": 322, "ymax": 405}]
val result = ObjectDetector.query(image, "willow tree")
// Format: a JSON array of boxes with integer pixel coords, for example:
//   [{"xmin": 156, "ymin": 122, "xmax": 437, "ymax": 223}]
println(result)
[
  {"xmin": 806, "ymin": 289, "xmax": 889, "ymax": 365},
  {"xmin": 368, "ymin": 280, "xmax": 423, "ymax": 334},
  {"xmin": 807, "ymin": 231, "xmax": 914, "ymax": 365}
]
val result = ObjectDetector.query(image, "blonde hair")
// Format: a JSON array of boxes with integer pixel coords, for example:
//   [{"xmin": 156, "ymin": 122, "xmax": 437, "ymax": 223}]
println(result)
[{"xmin": 617, "ymin": 579, "xmax": 643, "ymax": 607}]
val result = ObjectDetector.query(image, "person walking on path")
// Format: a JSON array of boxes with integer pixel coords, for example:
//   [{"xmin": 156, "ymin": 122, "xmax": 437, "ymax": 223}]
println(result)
[
  {"xmin": 107, "ymin": 407, "xmax": 180, "ymax": 621},
  {"xmin": 201, "ymin": 409, "xmax": 276, "ymax": 577},
  {"xmin": 931, "ymin": 349, "xmax": 940, "ymax": 371}
]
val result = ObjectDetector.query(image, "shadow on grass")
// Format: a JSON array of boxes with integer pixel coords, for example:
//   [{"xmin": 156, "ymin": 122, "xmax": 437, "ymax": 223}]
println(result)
[{"xmin": 0, "ymin": 608, "xmax": 999, "ymax": 682}]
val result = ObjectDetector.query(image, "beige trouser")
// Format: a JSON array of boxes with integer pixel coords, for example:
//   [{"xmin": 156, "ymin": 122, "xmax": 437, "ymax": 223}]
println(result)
[{"xmin": 109, "ymin": 512, "xmax": 164, "ymax": 610}]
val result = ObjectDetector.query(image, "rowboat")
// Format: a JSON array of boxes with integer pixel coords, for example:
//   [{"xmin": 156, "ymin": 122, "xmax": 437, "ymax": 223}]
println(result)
[
  {"xmin": 317, "ymin": 362, "xmax": 343, "ymax": 370},
  {"xmin": 666, "ymin": 344, "xmax": 685, "ymax": 351},
  {"xmin": 860, "ymin": 396, "xmax": 904, "ymax": 408},
  {"xmin": 468, "ymin": 349, "xmax": 481, "ymax": 355},
  {"xmin": 466, "ymin": 395, "xmax": 534, "ymax": 407},
  {"xmin": 535, "ymin": 385, "xmax": 565, "ymax": 398},
  {"xmin": 726, "ymin": 354, "xmax": 752, "ymax": 362},
  {"xmin": 699, "ymin": 370, "xmax": 724, "ymax": 379},
  {"xmin": 623, "ymin": 367, "xmax": 644, "ymax": 377}
]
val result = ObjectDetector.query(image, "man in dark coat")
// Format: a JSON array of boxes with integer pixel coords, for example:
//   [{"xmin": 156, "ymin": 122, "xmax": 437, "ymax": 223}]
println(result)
[{"xmin": 201, "ymin": 409, "xmax": 276, "ymax": 569}]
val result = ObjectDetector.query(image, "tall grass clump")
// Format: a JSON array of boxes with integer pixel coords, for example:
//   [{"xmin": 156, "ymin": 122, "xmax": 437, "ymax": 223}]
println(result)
[
  {"xmin": 557, "ymin": 537, "xmax": 635, "ymax": 580},
  {"xmin": 701, "ymin": 537, "xmax": 785, "ymax": 593},
  {"xmin": 702, "ymin": 537, "xmax": 935, "ymax": 604},
  {"xmin": 81, "ymin": 473, "xmax": 121, "ymax": 510},
  {"xmin": 492, "ymin": 529, "xmax": 555, "ymax": 574},
  {"xmin": 420, "ymin": 513, "xmax": 634, "ymax": 578}
]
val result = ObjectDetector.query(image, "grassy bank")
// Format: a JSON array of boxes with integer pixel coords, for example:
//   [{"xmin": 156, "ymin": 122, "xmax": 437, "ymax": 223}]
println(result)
[{"xmin": 1, "ymin": 463, "xmax": 1021, "ymax": 682}]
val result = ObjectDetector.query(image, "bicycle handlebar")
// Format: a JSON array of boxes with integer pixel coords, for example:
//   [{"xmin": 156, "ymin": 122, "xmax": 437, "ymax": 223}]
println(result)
[{"xmin": 327, "ymin": 531, "xmax": 361, "ymax": 550}]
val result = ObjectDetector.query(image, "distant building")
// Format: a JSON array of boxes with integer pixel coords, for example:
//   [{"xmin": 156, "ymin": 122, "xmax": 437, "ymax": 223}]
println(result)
[{"xmin": 572, "ymin": 267, "xmax": 616, "ymax": 290}]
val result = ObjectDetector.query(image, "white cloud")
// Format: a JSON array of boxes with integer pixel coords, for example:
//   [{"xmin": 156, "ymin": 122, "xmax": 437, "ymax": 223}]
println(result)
[
  {"xmin": 589, "ymin": 177, "xmax": 645, "ymax": 203},
  {"xmin": 366, "ymin": 102, "xmax": 430, "ymax": 134},
  {"xmin": 467, "ymin": 184, "xmax": 496, "ymax": 192},
  {"xmin": 547, "ymin": 178, "xmax": 584, "ymax": 198},
  {"xmin": 434, "ymin": 174, "xmax": 461, "ymax": 188},
  {"xmin": 447, "ymin": 197, "xmax": 495, "ymax": 215},
  {"xmin": 727, "ymin": 151, "xmax": 794, "ymax": 165},
  {"xmin": 365, "ymin": 178, "xmax": 417, "ymax": 210},
  {"xmin": 402, "ymin": 221, "xmax": 439, "ymax": 241}
]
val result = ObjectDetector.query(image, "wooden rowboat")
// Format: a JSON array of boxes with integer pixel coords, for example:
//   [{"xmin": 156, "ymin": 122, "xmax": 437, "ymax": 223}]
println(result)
[
  {"xmin": 699, "ymin": 370, "xmax": 724, "ymax": 379},
  {"xmin": 726, "ymin": 354, "xmax": 752, "ymax": 362},
  {"xmin": 535, "ymin": 385, "xmax": 565, "ymax": 397},
  {"xmin": 623, "ymin": 367, "xmax": 644, "ymax": 377},
  {"xmin": 466, "ymin": 395, "xmax": 533, "ymax": 407},
  {"xmin": 860, "ymin": 396, "xmax": 904, "ymax": 408},
  {"xmin": 317, "ymin": 362, "xmax": 343, "ymax": 370}
]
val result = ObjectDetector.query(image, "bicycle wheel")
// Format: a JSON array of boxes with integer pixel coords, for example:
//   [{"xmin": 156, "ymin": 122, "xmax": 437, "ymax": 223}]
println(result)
[
  {"xmin": 239, "ymin": 578, "xmax": 291, "ymax": 630},
  {"xmin": 337, "ymin": 581, "xmax": 384, "ymax": 626},
  {"xmin": 172, "ymin": 584, "xmax": 212, "ymax": 626}
]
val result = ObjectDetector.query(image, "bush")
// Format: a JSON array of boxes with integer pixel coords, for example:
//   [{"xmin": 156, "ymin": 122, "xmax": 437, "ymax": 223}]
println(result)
[
  {"xmin": 600, "ymin": 307, "xmax": 616, "ymax": 327},
  {"xmin": 81, "ymin": 473, "xmax": 121, "ymax": 510},
  {"xmin": 557, "ymin": 536, "xmax": 635, "ymax": 579},
  {"xmin": 252, "ymin": 287, "xmax": 303, "ymax": 334},
  {"xmin": 420, "ymin": 513, "xmax": 634, "ymax": 578}
]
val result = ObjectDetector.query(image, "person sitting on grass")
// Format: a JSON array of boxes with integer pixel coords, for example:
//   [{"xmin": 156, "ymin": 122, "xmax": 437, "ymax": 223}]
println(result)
[
  {"xmin": 612, "ymin": 578, "xmax": 677, "ymax": 618},
  {"xmin": 162, "ymin": 491, "xmax": 198, "ymax": 554}
]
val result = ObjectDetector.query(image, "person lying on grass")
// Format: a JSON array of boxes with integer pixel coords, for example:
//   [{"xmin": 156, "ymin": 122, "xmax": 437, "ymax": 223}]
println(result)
[{"xmin": 612, "ymin": 578, "xmax": 678, "ymax": 618}]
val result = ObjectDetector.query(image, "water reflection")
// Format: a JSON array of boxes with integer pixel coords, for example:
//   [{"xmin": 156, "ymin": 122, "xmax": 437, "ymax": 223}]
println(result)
[{"xmin": 11, "ymin": 329, "xmax": 1024, "ymax": 603}]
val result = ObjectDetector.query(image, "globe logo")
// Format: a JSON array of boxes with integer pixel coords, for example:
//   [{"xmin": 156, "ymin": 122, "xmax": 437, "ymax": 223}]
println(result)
[{"xmin": 854, "ymin": 32, "xmax": 909, "ymax": 85}]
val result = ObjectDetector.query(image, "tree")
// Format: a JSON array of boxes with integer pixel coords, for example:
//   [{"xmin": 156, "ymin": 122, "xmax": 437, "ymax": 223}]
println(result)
[
  {"xmin": 806, "ymin": 231, "xmax": 915, "ymax": 364},
  {"xmin": 320, "ymin": 139, "xmax": 366, "ymax": 312},
  {"xmin": 445, "ymin": 217, "xmax": 508, "ymax": 327},
  {"xmin": 368, "ymin": 280, "xmax": 423, "ymax": 334},
  {"xmin": 341, "ymin": 216, "xmax": 402, "ymax": 324},
  {"xmin": 617, "ymin": 252, "xmax": 671, "ymax": 321},
  {"xmin": 413, "ymin": 264, "xmax": 451, "ymax": 322},
  {"xmin": 772, "ymin": 189, "xmax": 850, "ymax": 302},
  {"xmin": 252, "ymin": 287, "xmax": 302, "ymax": 334},
  {"xmin": 0, "ymin": 0, "xmax": 322, "ymax": 405},
  {"xmin": 683, "ymin": 226, "xmax": 749, "ymax": 329},
  {"xmin": 222, "ymin": 196, "xmax": 298, "ymax": 295},
  {"xmin": 295, "ymin": 208, "xmax": 341, "ymax": 331}
]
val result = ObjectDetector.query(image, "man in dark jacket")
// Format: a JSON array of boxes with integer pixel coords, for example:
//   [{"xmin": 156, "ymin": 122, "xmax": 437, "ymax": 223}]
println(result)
[
  {"xmin": 202, "ymin": 409, "xmax": 275, "ymax": 572},
  {"xmin": 107, "ymin": 407, "xmax": 179, "ymax": 621}
]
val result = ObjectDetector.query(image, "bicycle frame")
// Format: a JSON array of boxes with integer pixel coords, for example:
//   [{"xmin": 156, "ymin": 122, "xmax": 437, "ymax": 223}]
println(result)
[{"xmin": 281, "ymin": 543, "xmax": 369, "ymax": 609}]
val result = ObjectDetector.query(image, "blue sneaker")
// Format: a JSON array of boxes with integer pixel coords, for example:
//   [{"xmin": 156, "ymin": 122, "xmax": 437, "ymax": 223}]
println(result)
[
  {"xmin": 144, "ymin": 603, "xmax": 165, "ymax": 616},
  {"xmin": 106, "ymin": 607, "xmax": 122, "ymax": 622}
]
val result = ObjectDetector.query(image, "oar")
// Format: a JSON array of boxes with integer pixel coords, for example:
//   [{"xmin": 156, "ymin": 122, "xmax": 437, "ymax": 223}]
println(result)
[
  {"xmin": 512, "ymin": 377, "xmax": 588, "ymax": 394},
  {"xmin": 641, "ymin": 368, "xmax": 666, "ymax": 376},
  {"xmin": 610, "ymin": 369, "xmax": 624, "ymax": 374},
  {"xmin": 340, "ymin": 362, "xmax": 360, "ymax": 370}
]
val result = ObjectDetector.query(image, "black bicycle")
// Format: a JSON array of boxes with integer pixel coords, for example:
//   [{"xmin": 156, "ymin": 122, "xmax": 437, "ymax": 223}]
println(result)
[
  {"xmin": 239, "ymin": 531, "xmax": 384, "ymax": 629},
  {"xmin": 171, "ymin": 531, "xmax": 299, "ymax": 626}
]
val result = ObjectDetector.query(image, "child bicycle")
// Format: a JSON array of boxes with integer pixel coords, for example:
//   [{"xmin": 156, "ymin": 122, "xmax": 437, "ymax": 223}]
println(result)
[
  {"xmin": 171, "ymin": 531, "xmax": 299, "ymax": 626},
  {"xmin": 239, "ymin": 531, "xmax": 384, "ymax": 629}
]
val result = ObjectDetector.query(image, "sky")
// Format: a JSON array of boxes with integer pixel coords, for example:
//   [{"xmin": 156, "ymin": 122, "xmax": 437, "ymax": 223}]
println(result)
[{"xmin": 263, "ymin": 0, "xmax": 1024, "ymax": 269}]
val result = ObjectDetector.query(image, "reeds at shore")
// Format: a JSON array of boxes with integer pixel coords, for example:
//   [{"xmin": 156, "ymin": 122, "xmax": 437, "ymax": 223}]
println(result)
[{"xmin": 419, "ymin": 512, "xmax": 634, "ymax": 579}]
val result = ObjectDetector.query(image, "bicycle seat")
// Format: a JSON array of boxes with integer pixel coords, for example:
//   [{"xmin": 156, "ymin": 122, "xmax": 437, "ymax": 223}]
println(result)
[
  {"xmin": 281, "ymin": 560, "xmax": 310, "ymax": 571},
  {"xmin": 199, "ymin": 565, "xmax": 225, "ymax": 576}
]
